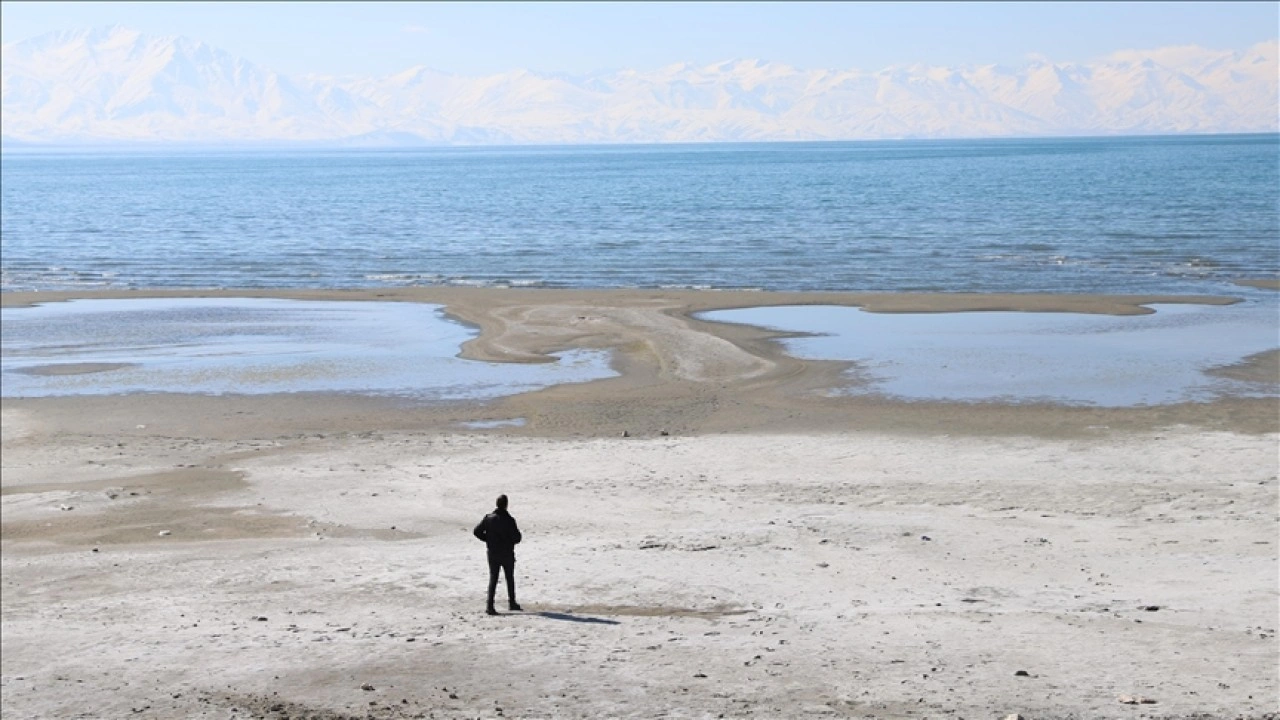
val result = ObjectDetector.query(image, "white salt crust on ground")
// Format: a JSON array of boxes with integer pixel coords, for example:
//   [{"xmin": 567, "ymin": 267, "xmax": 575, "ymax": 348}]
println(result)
[{"xmin": 3, "ymin": 419, "xmax": 1276, "ymax": 719}]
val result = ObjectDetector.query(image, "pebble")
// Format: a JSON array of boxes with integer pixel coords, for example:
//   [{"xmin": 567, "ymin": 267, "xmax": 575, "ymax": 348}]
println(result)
[
  {"xmin": 157, "ymin": 530, "xmax": 171, "ymax": 537},
  {"xmin": 1014, "ymin": 670, "xmax": 1031, "ymax": 677},
  {"xmin": 361, "ymin": 684, "xmax": 375, "ymax": 691}
]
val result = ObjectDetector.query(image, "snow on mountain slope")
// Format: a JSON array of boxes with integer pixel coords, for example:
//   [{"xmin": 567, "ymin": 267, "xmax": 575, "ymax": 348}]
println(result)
[
  {"xmin": 1, "ymin": 26, "xmax": 386, "ymax": 142},
  {"xmin": 2, "ymin": 27, "xmax": 1275, "ymax": 146}
]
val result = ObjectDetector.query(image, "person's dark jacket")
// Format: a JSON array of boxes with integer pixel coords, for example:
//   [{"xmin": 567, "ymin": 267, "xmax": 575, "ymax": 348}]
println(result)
[{"xmin": 474, "ymin": 508, "xmax": 522, "ymax": 557}]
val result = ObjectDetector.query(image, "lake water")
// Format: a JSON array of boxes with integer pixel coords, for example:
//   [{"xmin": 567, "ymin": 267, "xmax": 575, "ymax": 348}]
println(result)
[
  {"xmin": 702, "ymin": 300, "xmax": 1279, "ymax": 406},
  {"xmin": 0, "ymin": 298, "xmax": 614, "ymax": 400},
  {"xmin": 3, "ymin": 135, "xmax": 1277, "ymax": 406},
  {"xmin": 3, "ymin": 134, "xmax": 1277, "ymax": 294},
  {"xmin": 6, "ymin": 295, "xmax": 1271, "ymax": 406}
]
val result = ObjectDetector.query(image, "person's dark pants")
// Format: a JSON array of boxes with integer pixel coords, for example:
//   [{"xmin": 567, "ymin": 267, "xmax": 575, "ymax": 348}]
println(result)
[{"xmin": 487, "ymin": 551, "xmax": 516, "ymax": 609}]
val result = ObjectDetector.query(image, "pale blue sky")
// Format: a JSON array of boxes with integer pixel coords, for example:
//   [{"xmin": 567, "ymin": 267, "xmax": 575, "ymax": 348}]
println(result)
[{"xmin": 2, "ymin": 2, "xmax": 1275, "ymax": 77}]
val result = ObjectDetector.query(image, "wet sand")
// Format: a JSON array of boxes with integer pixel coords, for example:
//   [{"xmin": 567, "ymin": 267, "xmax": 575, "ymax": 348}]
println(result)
[
  {"xmin": 2, "ymin": 288, "xmax": 1278, "ymax": 719},
  {"xmin": 1234, "ymin": 279, "xmax": 1280, "ymax": 291}
]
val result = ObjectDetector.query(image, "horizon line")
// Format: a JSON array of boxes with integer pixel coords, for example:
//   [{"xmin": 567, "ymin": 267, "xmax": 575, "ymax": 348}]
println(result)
[{"xmin": 4, "ymin": 130, "xmax": 1277, "ymax": 155}]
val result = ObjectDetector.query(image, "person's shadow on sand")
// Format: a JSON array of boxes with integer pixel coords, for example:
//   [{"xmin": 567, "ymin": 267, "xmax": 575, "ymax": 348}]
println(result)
[{"xmin": 531, "ymin": 610, "xmax": 620, "ymax": 625}]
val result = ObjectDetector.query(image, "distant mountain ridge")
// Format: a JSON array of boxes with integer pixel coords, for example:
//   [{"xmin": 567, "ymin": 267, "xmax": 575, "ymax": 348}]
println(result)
[{"xmin": 2, "ymin": 26, "xmax": 1276, "ymax": 146}]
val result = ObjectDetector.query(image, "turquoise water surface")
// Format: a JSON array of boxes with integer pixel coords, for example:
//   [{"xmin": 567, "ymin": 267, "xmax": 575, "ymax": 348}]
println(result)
[{"xmin": 3, "ymin": 134, "xmax": 1276, "ymax": 294}]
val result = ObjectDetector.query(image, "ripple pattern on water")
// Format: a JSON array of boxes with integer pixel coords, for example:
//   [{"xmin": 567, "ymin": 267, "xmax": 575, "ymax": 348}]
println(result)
[{"xmin": 3, "ymin": 135, "xmax": 1277, "ymax": 294}]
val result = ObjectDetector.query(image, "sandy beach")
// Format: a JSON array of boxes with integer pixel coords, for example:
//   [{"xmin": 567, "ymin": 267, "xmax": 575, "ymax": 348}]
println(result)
[{"xmin": 2, "ymin": 288, "xmax": 1277, "ymax": 720}]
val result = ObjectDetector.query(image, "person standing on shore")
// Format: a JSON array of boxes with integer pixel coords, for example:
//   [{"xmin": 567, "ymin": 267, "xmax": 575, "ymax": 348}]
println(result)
[{"xmin": 473, "ymin": 494, "xmax": 523, "ymax": 615}]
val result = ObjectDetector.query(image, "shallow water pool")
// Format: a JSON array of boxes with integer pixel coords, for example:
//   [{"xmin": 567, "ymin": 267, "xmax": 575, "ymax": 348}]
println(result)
[
  {"xmin": 0, "ymin": 298, "xmax": 615, "ymax": 400},
  {"xmin": 700, "ymin": 301, "xmax": 1279, "ymax": 406}
]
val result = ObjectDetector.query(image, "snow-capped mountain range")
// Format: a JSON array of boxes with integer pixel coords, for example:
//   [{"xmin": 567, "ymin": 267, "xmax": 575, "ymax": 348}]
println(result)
[{"xmin": 2, "ymin": 26, "xmax": 1276, "ymax": 146}]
